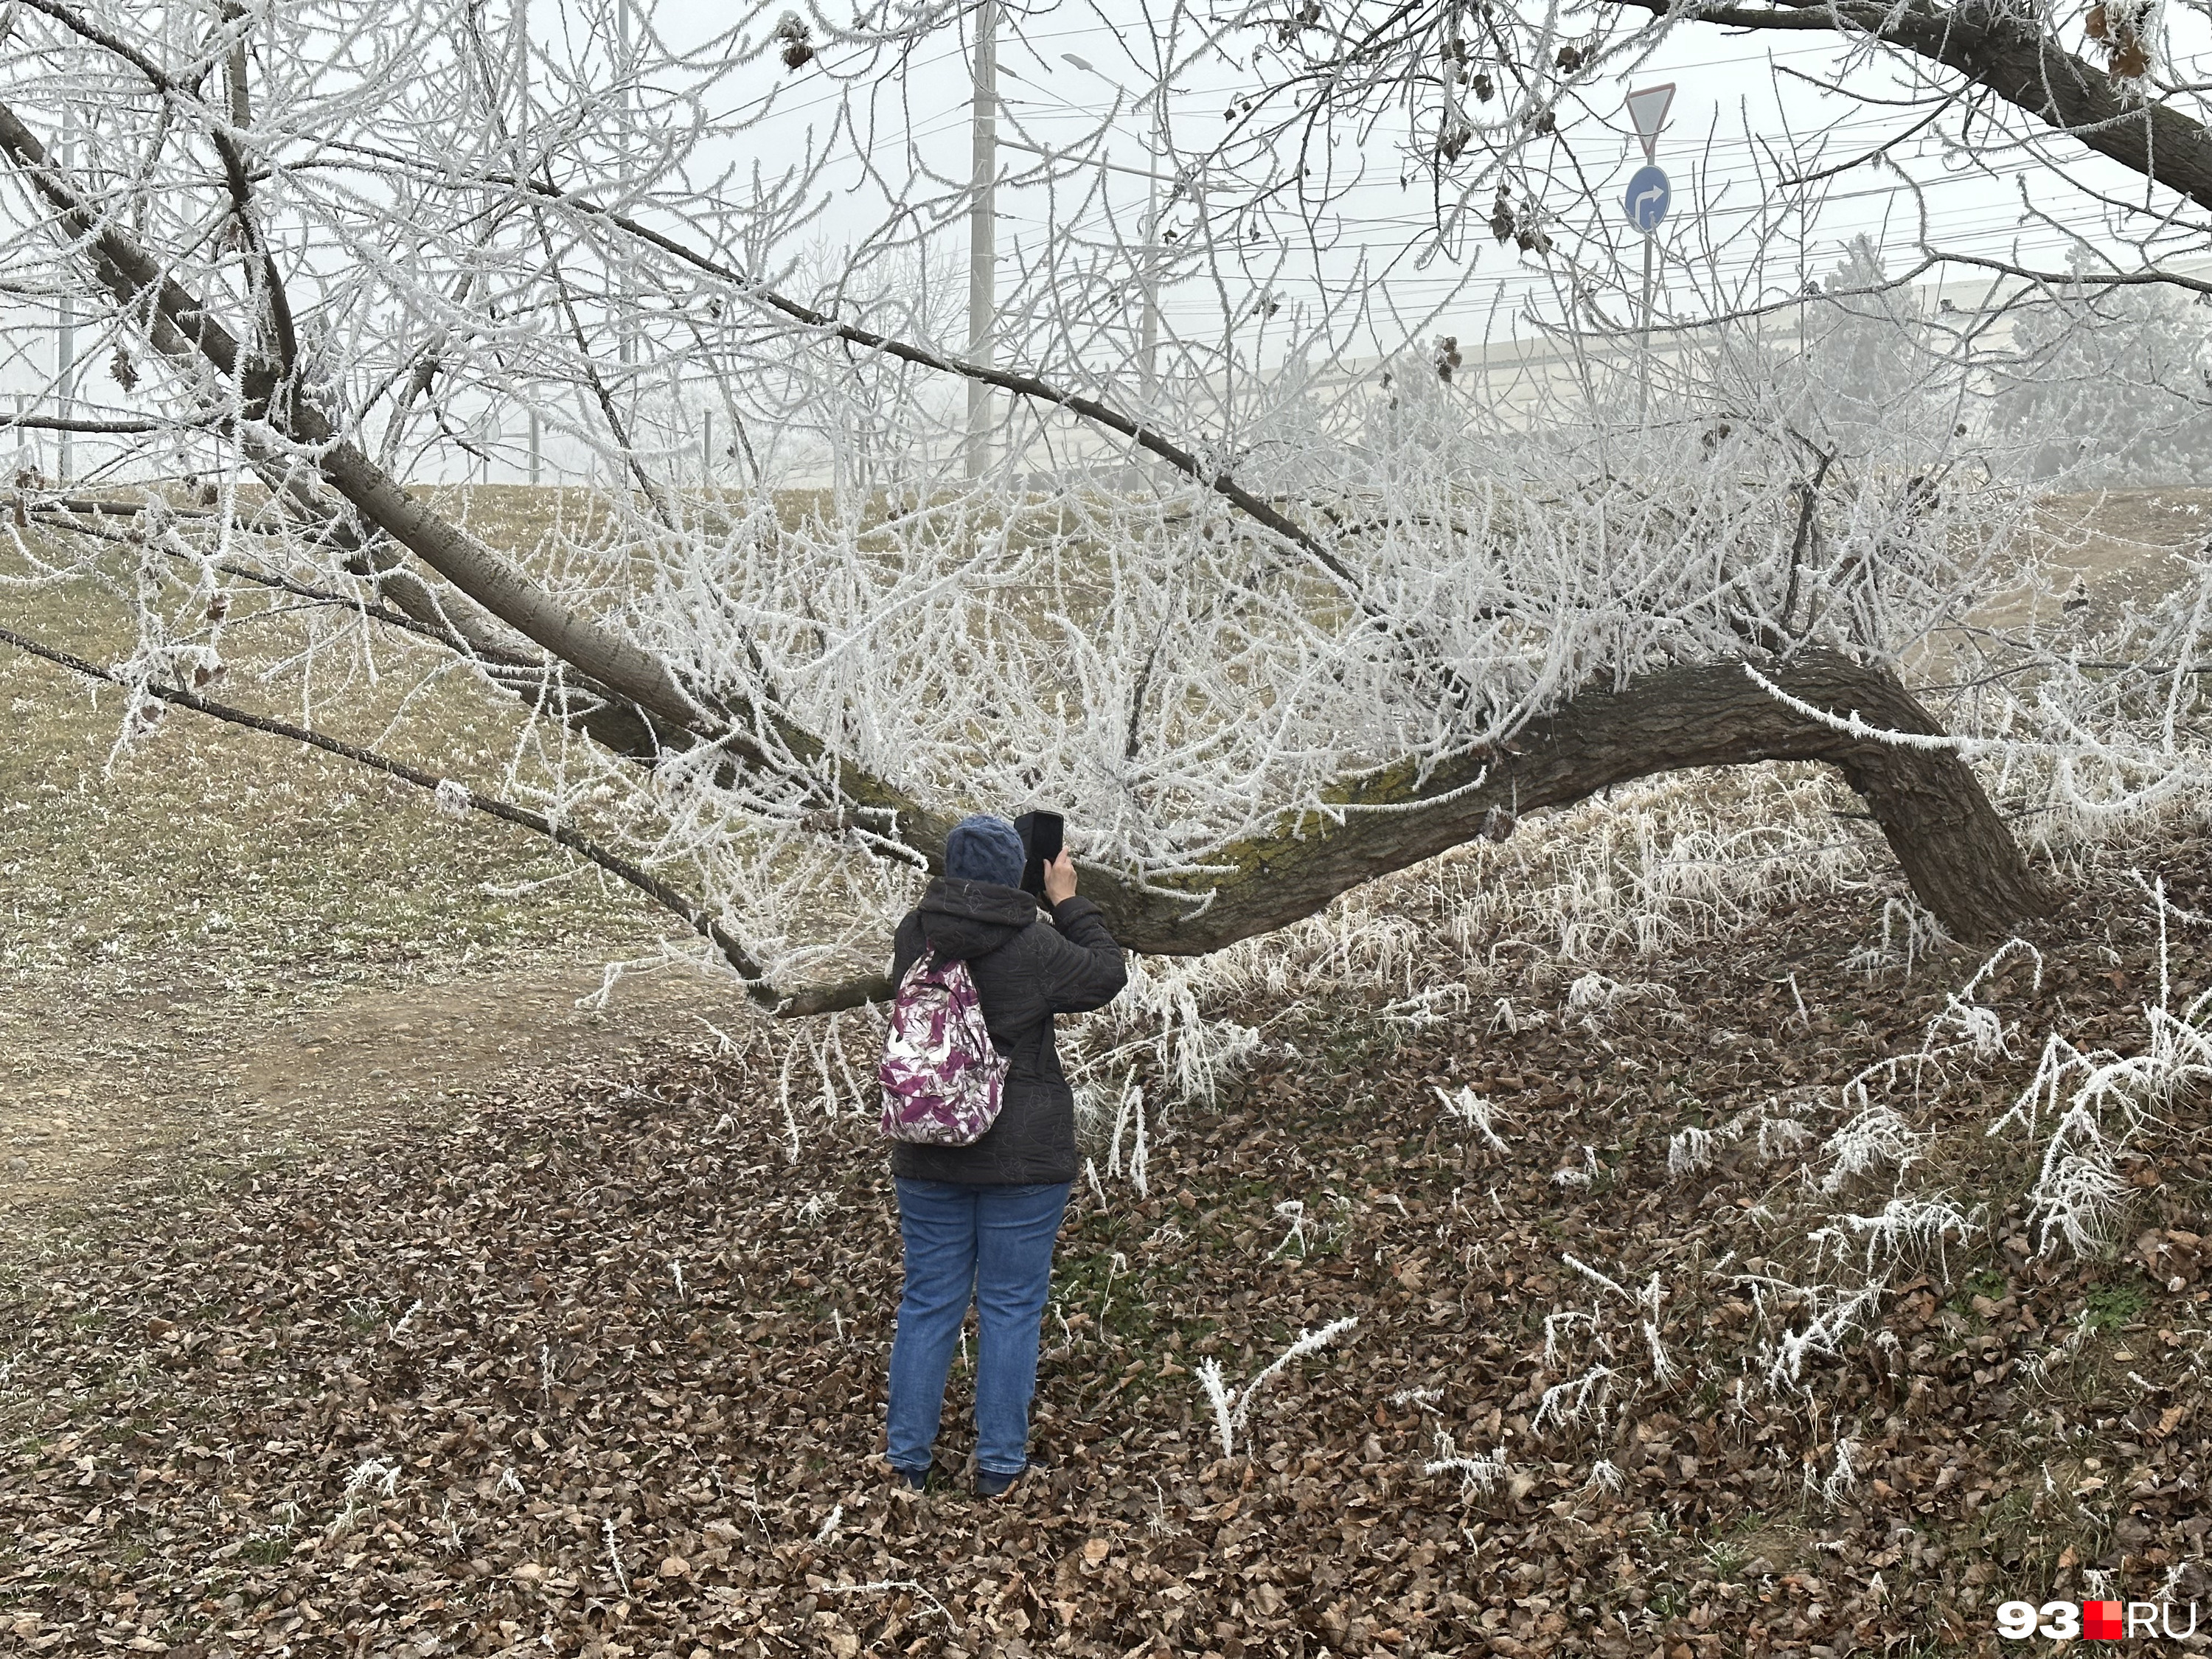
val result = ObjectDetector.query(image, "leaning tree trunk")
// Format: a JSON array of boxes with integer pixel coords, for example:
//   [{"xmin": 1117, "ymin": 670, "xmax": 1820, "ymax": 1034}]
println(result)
[
  {"xmin": 1074, "ymin": 650, "xmax": 2057, "ymax": 958},
  {"xmin": 773, "ymin": 651, "xmax": 2058, "ymax": 1014}
]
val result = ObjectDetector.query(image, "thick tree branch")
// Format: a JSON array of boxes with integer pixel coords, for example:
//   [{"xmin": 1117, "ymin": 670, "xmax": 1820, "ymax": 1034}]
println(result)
[
  {"xmin": 0, "ymin": 94, "xmax": 963, "ymax": 863},
  {"xmin": 0, "ymin": 97, "xmax": 698, "ymax": 731},
  {"xmin": 1637, "ymin": 0, "xmax": 2212, "ymax": 217},
  {"xmin": 1094, "ymin": 649, "xmax": 2058, "ymax": 954}
]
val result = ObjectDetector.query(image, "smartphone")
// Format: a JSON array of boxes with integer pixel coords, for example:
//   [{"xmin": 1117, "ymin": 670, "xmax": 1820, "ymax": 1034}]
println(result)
[{"xmin": 1014, "ymin": 810, "xmax": 1065, "ymax": 899}]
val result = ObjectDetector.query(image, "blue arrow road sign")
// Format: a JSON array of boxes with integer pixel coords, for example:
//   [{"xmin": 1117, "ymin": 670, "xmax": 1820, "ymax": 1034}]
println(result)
[{"xmin": 1624, "ymin": 164, "xmax": 1670, "ymax": 234}]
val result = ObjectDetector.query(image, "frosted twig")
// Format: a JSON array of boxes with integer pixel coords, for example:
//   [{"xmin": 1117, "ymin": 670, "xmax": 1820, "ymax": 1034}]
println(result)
[
  {"xmin": 603, "ymin": 1517, "xmax": 629, "ymax": 1595},
  {"xmin": 1195, "ymin": 1317, "xmax": 1359, "ymax": 1455}
]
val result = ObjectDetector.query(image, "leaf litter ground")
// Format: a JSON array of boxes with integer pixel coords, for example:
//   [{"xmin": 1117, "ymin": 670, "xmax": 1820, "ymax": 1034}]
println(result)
[{"xmin": 3, "ymin": 839, "xmax": 2209, "ymax": 1659}]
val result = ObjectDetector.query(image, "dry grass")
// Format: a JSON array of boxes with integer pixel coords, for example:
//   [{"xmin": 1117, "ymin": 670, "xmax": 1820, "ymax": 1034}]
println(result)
[{"xmin": 0, "ymin": 516, "xmax": 669, "ymax": 1013}]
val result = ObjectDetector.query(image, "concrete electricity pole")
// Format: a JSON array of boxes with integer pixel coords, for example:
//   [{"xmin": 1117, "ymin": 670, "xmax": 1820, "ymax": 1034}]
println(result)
[
  {"xmin": 616, "ymin": 0, "xmax": 636, "ymax": 380},
  {"xmin": 55, "ymin": 105, "xmax": 75, "ymax": 484},
  {"xmin": 1138, "ymin": 96, "xmax": 1163, "ymax": 397},
  {"xmin": 518, "ymin": 0, "xmax": 541, "ymax": 485},
  {"xmin": 965, "ymin": 0, "xmax": 998, "ymax": 480}
]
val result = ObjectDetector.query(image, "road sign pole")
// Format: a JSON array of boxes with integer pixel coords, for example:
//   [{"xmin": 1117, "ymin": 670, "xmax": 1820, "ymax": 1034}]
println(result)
[
  {"xmin": 1621, "ymin": 84, "xmax": 1675, "ymax": 428},
  {"xmin": 1640, "ymin": 232, "xmax": 1653, "ymax": 422}
]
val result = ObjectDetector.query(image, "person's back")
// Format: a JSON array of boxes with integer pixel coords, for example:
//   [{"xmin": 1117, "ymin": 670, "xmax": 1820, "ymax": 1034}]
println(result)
[
  {"xmin": 881, "ymin": 814, "xmax": 1127, "ymax": 1496},
  {"xmin": 888, "ymin": 873, "xmax": 1126, "ymax": 1186}
]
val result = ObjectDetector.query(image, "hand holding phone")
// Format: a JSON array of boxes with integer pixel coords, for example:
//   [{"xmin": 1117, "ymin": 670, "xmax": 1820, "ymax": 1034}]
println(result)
[
  {"xmin": 1041, "ymin": 848, "xmax": 1077, "ymax": 905},
  {"xmin": 1014, "ymin": 811, "xmax": 1065, "ymax": 899}
]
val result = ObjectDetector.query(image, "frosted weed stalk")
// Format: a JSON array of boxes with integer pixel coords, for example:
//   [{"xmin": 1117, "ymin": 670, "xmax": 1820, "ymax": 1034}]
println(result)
[
  {"xmin": 1423, "ymin": 1430, "xmax": 1512, "ymax": 1497},
  {"xmin": 1989, "ymin": 880, "xmax": 2212, "ymax": 1257},
  {"xmin": 1194, "ymin": 1317, "xmax": 1359, "ymax": 1457},
  {"xmin": 1103, "ymin": 1077, "xmax": 1150, "ymax": 1197},
  {"xmin": 1817, "ymin": 1091, "xmax": 1927, "ymax": 1194},
  {"xmin": 1063, "ymin": 955, "xmax": 1262, "ymax": 1143},
  {"xmin": 1565, "ymin": 972, "xmax": 1673, "ymax": 1028},
  {"xmin": 1809, "ymin": 1193, "xmax": 1981, "ymax": 1279},
  {"xmin": 328, "ymin": 1457, "xmax": 400, "ymax": 1538},
  {"xmin": 1433, "ymin": 1084, "xmax": 1510, "ymax": 1151}
]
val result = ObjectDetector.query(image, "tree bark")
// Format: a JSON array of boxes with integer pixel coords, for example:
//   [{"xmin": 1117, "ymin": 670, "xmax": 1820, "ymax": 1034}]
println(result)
[{"xmin": 1079, "ymin": 650, "xmax": 2057, "ymax": 955}]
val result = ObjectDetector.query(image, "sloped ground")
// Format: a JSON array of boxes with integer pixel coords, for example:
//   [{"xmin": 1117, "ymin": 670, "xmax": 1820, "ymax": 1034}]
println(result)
[
  {"xmin": 0, "ymin": 952, "xmax": 751, "ymax": 1228},
  {"xmin": 0, "ymin": 546, "xmax": 745, "ymax": 1232},
  {"xmin": 1, "ymin": 485, "xmax": 2207, "ymax": 1655},
  {"xmin": 2, "ymin": 833, "xmax": 2207, "ymax": 1659},
  {"xmin": 2027, "ymin": 490, "xmax": 2210, "ymax": 625}
]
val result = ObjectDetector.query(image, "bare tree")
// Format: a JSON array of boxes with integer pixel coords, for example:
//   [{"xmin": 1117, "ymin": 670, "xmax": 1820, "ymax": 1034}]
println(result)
[{"xmin": 13, "ymin": 0, "xmax": 2206, "ymax": 1017}]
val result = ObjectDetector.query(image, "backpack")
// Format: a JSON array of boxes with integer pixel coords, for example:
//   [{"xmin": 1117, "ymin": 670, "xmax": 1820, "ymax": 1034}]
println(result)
[{"xmin": 877, "ymin": 947, "xmax": 1010, "ymax": 1145}]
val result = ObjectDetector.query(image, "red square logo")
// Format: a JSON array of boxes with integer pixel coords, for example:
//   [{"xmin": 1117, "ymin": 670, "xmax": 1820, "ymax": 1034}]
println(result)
[{"xmin": 2084, "ymin": 1601, "xmax": 2124, "ymax": 1641}]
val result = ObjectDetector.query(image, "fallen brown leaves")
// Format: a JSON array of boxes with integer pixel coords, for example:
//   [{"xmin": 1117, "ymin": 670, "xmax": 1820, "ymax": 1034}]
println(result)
[{"xmin": 2, "ymin": 846, "xmax": 2209, "ymax": 1658}]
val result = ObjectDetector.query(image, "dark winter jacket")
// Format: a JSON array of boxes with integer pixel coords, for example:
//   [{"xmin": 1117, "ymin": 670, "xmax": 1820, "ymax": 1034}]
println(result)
[{"xmin": 888, "ymin": 876, "xmax": 1128, "ymax": 1185}]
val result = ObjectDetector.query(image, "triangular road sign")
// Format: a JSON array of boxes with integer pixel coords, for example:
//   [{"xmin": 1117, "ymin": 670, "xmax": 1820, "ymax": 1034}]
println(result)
[{"xmin": 1624, "ymin": 83, "xmax": 1674, "ymax": 161}]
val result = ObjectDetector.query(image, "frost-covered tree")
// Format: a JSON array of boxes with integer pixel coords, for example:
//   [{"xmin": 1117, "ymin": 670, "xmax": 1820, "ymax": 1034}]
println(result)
[
  {"xmin": 0, "ymin": 0, "xmax": 2205, "ymax": 1015},
  {"xmin": 1778, "ymin": 240, "xmax": 1941, "ymax": 461}
]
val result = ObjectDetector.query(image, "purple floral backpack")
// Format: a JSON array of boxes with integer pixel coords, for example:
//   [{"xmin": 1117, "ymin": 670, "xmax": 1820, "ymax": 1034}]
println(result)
[{"xmin": 877, "ymin": 948, "xmax": 1009, "ymax": 1144}]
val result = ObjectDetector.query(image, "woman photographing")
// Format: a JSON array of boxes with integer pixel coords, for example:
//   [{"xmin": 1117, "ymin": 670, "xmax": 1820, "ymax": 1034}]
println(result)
[{"xmin": 878, "ymin": 814, "xmax": 1127, "ymax": 1497}]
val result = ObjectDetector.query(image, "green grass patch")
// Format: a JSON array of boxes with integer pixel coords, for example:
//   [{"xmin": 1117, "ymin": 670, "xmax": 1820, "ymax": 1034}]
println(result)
[{"xmin": 2084, "ymin": 1279, "xmax": 2149, "ymax": 1335}]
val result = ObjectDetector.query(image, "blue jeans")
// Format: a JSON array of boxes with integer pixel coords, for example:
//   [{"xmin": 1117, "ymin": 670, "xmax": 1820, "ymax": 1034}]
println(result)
[{"xmin": 887, "ymin": 1178, "xmax": 1071, "ymax": 1478}]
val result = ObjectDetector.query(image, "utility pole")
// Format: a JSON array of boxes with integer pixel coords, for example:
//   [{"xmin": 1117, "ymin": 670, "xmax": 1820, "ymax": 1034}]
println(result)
[
  {"xmin": 616, "ymin": 0, "xmax": 635, "ymax": 378},
  {"xmin": 1138, "ymin": 96, "xmax": 1162, "ymax": 398},
  {"xmin": 965, "ymin": 0, "xmax": 997, "ymax": 480},
  {"xmin": 55, "ymin": 105, "xmax": 75, "ymax": 484},
  {"xmin": 518, "ymin": 0, "xmax": 541, "ymax": 485}
]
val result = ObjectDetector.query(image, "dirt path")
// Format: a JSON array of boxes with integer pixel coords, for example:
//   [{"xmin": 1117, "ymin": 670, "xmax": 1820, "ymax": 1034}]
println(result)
[{"xmin": 0, "ymin": 958, "xmax": 756, "ymax": 1227}]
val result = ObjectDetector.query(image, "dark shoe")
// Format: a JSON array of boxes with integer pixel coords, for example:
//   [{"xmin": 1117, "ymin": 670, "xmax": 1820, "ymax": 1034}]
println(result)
[
  {"xmin": 974, "ymin": 1463, "xmax": 1032, "ymax": 1498},
  {"xmin": 891, "ymin": 1465, "xmax": 931, "ymax": 1492}
]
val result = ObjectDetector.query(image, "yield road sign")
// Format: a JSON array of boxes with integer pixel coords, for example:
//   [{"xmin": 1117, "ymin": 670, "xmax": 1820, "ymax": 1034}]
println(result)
[
  {"xmin": 1624, "ymin": 84, "xmax": 1674, "ymax": 161},
  {"xmin": 1623, "ymin": 164, "xmax": 1670, "ymax": 234}
]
